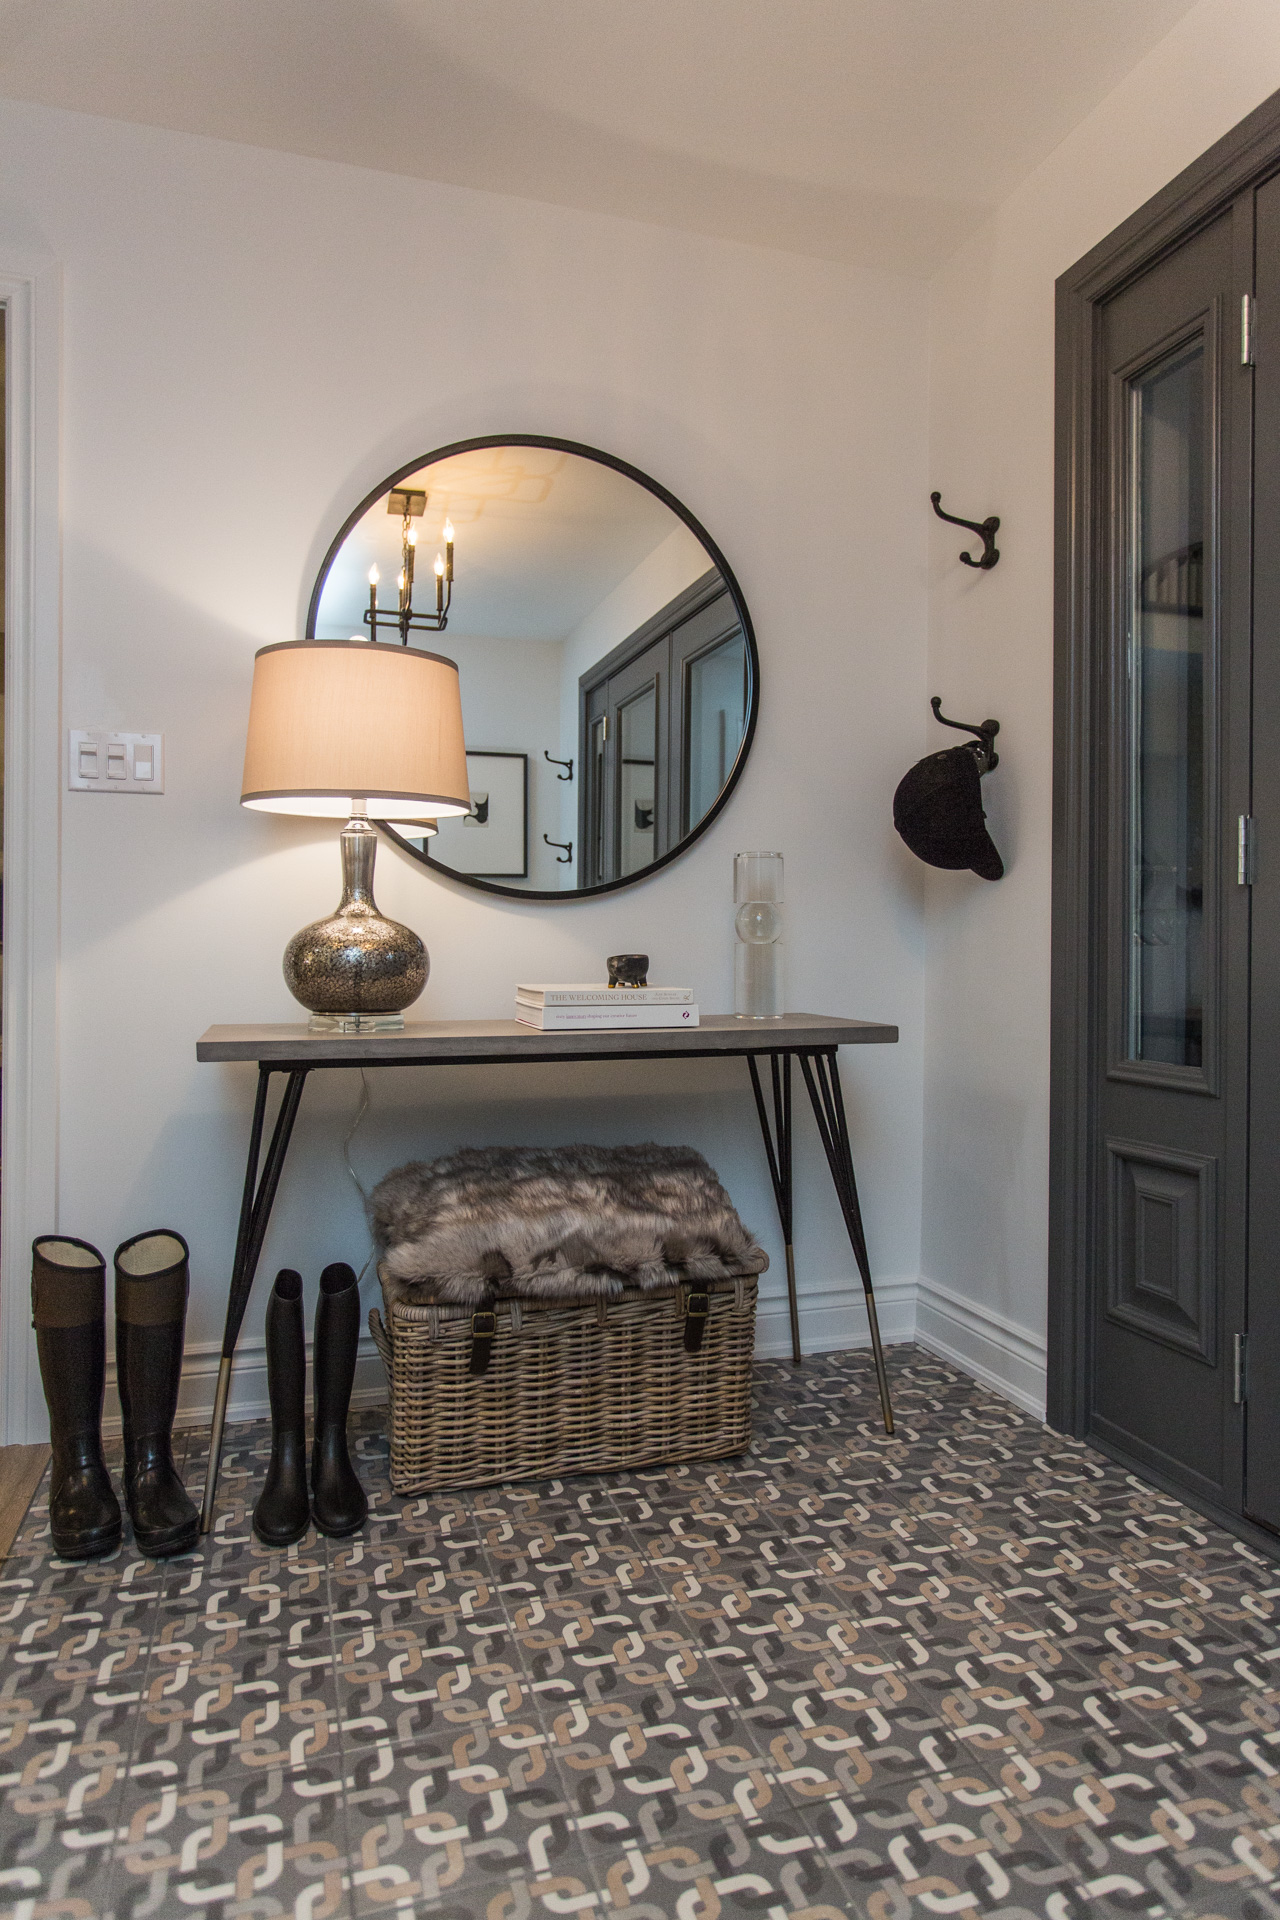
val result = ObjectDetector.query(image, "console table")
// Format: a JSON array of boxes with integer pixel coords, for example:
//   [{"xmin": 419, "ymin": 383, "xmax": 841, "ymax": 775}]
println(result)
[{"xmin": 195, "ymin": 1011, "xmax": 899, "ymax": 1529}]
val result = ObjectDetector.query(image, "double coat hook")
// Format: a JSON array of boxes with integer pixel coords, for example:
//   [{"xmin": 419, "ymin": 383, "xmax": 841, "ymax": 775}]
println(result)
[
  {"xmin": 931, "ymin": 492, "xmax": 1000, "ymax": 570},
  {"xmin": 931, "ymin": 696, "xmax": 1000, "ymax": 771}
]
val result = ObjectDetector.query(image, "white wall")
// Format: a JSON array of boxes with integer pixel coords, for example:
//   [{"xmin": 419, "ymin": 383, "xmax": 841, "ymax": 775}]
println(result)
[
  {"xmin": 0, "ymin": 97, "xmax": 930, "ymax": 1436},
  {"xmin": 920, "ymin": 0, "xmax": 1280, "ymax": 1415}
]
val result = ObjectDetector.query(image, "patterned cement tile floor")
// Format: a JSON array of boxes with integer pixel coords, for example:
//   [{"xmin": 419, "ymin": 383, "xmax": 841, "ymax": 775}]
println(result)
[{"xmin": 0, "ymin": 1345, "xmax": 1278, "ymax": 1920}]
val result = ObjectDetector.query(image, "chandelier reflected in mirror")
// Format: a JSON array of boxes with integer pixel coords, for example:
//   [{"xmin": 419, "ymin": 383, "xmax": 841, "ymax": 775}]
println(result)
[{"xmin": 365, "ymin": 487, "xmax": 455, "ymax": 642}]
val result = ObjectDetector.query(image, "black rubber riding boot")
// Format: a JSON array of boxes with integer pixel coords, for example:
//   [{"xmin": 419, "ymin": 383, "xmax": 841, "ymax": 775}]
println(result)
[
  {"xmin": 115, "ymin": 1231, "xmax": 199, "ymax": 1559},
  {"xmin": 253, "ymin": 1270, "xmax": 310, "ymax": 1546},
  {"xmin": 311, "ymin": 1263, "xmax": 368, "ymax": 1537},
  {"xmin": 32, "ymin": 1237, "xmax": 122, "ymax": 1560}
]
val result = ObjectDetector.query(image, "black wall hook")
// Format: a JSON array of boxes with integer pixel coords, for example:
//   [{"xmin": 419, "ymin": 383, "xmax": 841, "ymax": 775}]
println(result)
[
  {"xmin": 544, "ymin": 751, "xmax": 574, "ymax": 781},
  {"xmin": 930, "ymin": 492, "xmax": 1000, "ymax": 570},
  {"xmin": 932, "ymin": 696, "xmax": 1000, "ymax": 771},
  {"xmin": 543, "ymin": 834, "xmax": 573, "ymax": 864}
]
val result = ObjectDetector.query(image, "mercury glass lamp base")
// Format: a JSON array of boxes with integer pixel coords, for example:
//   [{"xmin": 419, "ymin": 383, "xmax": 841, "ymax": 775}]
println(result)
[{"xmin": 307, "ymin": 1011, "xmax": 406, "ymax": 1034}]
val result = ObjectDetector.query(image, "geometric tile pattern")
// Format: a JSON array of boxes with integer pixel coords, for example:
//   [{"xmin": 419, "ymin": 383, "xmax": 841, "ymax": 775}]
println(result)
[{"xmin": 0, "ymin": 1345, "xmax": 1277, "ymax": 1918}]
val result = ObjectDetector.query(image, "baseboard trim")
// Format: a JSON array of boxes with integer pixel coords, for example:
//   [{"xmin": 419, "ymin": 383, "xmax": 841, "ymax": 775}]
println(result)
[
  {"xmin": 754, "ymin": 1275, "xmax": 916, "ymax": 1360},
  {"xmin": 105, "ymin": 1276, "xmax": 1030, "ymax": 1433},
  {"xmin": 915, "ymin": 1274, "xmax": 1047, "ymax": 1419},
  {"xmin": 104, "ymin": 1336, "xmax": 389, "ymax": 1436},
  {"xmin": 109, "ymin": 1277, "xmax": 919, "ymax": 1433}
]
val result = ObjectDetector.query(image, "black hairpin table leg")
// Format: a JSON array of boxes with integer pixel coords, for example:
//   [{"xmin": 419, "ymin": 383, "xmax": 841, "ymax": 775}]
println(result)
[
  {"xmin": 798, "ymin": 1049, "xmax": 894, "ymax": 1435},
  {"xmin": 748, "ymin": 1052, "xmax": 801, "ymax": 1363},
  {"xmin": 199, "ymin": 1065, "xmax": 311, "ymax": 1532}
]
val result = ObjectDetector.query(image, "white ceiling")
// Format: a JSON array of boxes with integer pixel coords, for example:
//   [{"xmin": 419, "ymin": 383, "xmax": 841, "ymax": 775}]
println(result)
[{"xmin": 0, "ymin": 0, "xmax": 1201, "ymax": 273}]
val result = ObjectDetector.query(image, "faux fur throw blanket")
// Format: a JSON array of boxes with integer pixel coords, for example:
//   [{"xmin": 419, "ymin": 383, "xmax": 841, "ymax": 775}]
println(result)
[{"xmin": 370, "ymin": 1143, "xmax": 768, "ymax": 1307}]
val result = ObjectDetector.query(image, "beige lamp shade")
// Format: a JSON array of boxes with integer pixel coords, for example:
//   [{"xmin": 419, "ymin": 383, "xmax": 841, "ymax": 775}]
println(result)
[{"xmin": 241, "ymin": 639, "xmax": 470, "ymax": 820}]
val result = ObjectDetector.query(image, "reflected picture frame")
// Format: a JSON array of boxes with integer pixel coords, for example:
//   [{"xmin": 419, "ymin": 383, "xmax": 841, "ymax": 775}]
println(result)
[{"xmin": 428, "ymin": 751, "xmax": 528, "ymax": 878}]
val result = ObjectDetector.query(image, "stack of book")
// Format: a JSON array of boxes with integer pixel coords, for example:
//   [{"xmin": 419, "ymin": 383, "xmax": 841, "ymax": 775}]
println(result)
[{"xmin": 515, "ymin": 984, "xmax": 699, "ymax": 1030}]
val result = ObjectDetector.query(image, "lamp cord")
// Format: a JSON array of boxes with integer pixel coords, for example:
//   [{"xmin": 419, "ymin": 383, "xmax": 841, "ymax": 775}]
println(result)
[
  {"xmin": 344, "ymin": 1069, "xmax": 371, "ymax": 1201},
  {"xmin": 343, "ymin": 1069, "xmax": 376, "ymax": 1285}
]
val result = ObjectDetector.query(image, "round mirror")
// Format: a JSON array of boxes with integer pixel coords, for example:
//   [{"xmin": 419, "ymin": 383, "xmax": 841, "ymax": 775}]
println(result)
[{"xmin": 307, "ymin": 436, "xmax": 757, "ymax": 899}]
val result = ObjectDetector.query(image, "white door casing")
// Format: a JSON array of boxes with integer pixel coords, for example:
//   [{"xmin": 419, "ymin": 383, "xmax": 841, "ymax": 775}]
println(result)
[{"xmin": 1, "ymin": 253, "xmax": 61, "ymax": 1445}]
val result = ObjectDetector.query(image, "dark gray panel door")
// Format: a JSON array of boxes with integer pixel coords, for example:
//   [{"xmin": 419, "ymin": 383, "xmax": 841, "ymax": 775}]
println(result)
[
  {"xmin": 611, "ymin": 639, "xmax": 667, "ymax": 880},
  {"xmin": 670, "ymin": 590, "xmax": 746, "ymax": 834},
  {"xmin": 578, "ymin": 637, "xmax": 668, "ymax": 886},
  {"xmin": 1246, "ymin": 174, "xmax": 1280, "ymax": 1531},
  {"xmin": 1092, "ymin": 209, "xmax": 1250, "ymax": 1507}
]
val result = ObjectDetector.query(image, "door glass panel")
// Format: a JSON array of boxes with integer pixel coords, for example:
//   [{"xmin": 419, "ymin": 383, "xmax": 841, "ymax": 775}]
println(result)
[
  {"xmin": 619, "ymin": 684, "xmax": 657, "ymax": 877},
  {"xmin": 686, "ymin": 630, "xmax": 747, "ymax": 830},
  {"xmin": 1128, "ymin": 341, "xmax": 1206, "ymax": 1069}
]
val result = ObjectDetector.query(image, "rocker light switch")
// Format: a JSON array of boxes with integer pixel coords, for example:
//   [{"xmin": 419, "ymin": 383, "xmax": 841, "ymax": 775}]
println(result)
[{"xmin": 68, "ymin": 730, "xmax": 164, "ymax": 794}]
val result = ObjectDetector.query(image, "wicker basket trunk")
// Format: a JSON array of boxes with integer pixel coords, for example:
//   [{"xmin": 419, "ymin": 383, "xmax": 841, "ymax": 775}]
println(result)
[{"xmin": 370, "ymin": 1271, "xmax": 757, "ymax": 1494}]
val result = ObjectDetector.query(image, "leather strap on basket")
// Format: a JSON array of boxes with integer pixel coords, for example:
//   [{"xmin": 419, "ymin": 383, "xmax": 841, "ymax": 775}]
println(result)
[
  {"xmin": 469, "ymin": 1309, "xmax": 498, "ymax": 1376},
  {"xmin": 683, "ymin": 1291, "xmax": 710, "ymax": 1354}
]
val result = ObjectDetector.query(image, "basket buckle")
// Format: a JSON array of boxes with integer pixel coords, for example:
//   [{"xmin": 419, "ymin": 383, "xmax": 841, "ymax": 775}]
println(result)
[
  {"xmin": 683, "ymin": 1290, "xmax": 710, "ymax": 1355},
  {"xmin": 469, "ymin": 1308, "xmax": 498, "ymax": 1377}
]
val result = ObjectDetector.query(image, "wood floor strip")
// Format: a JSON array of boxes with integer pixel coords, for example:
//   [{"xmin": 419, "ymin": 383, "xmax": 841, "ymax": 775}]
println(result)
[{"xmin": 0, "ymin": 1444, "xmax": 49, "ymax": 1560}]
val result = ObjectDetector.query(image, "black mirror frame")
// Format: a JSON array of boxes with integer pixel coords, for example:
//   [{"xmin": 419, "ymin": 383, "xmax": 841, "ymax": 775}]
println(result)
[{"xmin": 305, "ymin": 433, "xmax": 759, "ymax": 903}]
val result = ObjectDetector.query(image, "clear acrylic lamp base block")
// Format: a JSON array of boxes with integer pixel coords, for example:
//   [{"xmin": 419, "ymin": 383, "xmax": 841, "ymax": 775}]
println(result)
[
  {"xmin": 307, "ymin": 1011, "xmax": 406, "ymax": 1034},
  {"xmin": 734, "ymin": 938, "xmax": 784, "ymax": 1018}
]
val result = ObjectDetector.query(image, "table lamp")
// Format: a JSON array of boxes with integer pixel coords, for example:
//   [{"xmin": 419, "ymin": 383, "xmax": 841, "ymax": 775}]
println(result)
[{"xmin": 241, "ymin": 638, "xmax": 470, "ymax": 1032}]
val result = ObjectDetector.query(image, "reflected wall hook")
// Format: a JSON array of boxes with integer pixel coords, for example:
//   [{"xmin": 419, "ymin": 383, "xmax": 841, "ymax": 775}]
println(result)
[
  {"xmin": 930, "ymin": 492, "xmax": 1000, "ymax": 570},
  {"xmin": 931, "ymin": 696, "xmax": 1000, "ymax": 771},
  {"xmin": 543, "ymin": 834, "xmax": 573, "ymax": 864},
  {"xmin": 544, "ymin": 751, "xmax": 574, "ymax": 781}
]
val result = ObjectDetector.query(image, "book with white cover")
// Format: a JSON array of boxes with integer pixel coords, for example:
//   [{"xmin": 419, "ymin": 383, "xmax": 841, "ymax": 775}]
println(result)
[
  {"xmin": 516, "ymin": 983, "xmax": 694, "ymax": 1006},
  {"xmin": 515, "ymin": 1003, "xmax": 700, "ymax": 1031}
]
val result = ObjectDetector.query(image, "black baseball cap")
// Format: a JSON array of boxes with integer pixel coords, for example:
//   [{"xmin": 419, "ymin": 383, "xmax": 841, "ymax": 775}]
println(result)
[{"xmin": 893, "ymin": 743, "xmax": 1004, "ymax": 881}]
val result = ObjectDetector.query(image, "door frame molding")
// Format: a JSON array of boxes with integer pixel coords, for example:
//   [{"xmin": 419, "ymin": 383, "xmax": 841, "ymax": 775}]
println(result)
[
  {"xmin": 1051, "ymin": 87, "xmax": 1280, "ymax": 1442},
  {"xmin": 0, "ymin": 252, "xmax": 61, "ymax": 1445}
]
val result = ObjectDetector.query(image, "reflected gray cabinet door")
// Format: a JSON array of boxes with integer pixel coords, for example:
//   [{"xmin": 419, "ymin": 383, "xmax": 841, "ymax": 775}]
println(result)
[
  {"xmin": 578, "ymin": 577, "xmax": 744, "ymax": 887},
  {"xmin": 1093, "ymin": 206, "xmax": 1248, "ymax": 1512},
  {"xmin": 583, "ymin": 683, "xmax": 609, "ymax": 890},
  {"xmin": 580, "ymin": 636, "xmax": 667, "ymax": 887},
  {"xmin": 612, "ymin": 641, "xmax": 666, "ymax": 880},
  {"xmin": 671, "ymin": 593, "xmax": 748, "ymax": 835}
]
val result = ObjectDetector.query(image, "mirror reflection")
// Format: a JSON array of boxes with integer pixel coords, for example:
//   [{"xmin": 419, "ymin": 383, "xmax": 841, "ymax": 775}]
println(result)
[{"xmin": 309, "ymin": 440, "xmax": 754, "ymax": 895}]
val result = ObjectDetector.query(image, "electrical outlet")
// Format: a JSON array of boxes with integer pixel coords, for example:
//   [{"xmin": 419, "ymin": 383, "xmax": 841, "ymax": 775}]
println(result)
[{"xmin": 68, "ymin": 730, "xmax": 164, "ymax": 793}]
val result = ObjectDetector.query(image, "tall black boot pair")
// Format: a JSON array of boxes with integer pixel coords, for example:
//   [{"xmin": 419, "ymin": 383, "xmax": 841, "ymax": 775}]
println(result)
[
  {"xmin": 32, "ymin": 1232, "xmax": 200, "ymax": 1561},
  {"xmin": 253, "ymin": 1263, "xmax": 368, "ymax": 1546}
]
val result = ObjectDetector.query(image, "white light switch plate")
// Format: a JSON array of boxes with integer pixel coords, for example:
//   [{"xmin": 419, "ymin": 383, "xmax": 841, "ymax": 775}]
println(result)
[{"xmin": 68, "ymin": 730, "xmax": 164, "ymax": 793}]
